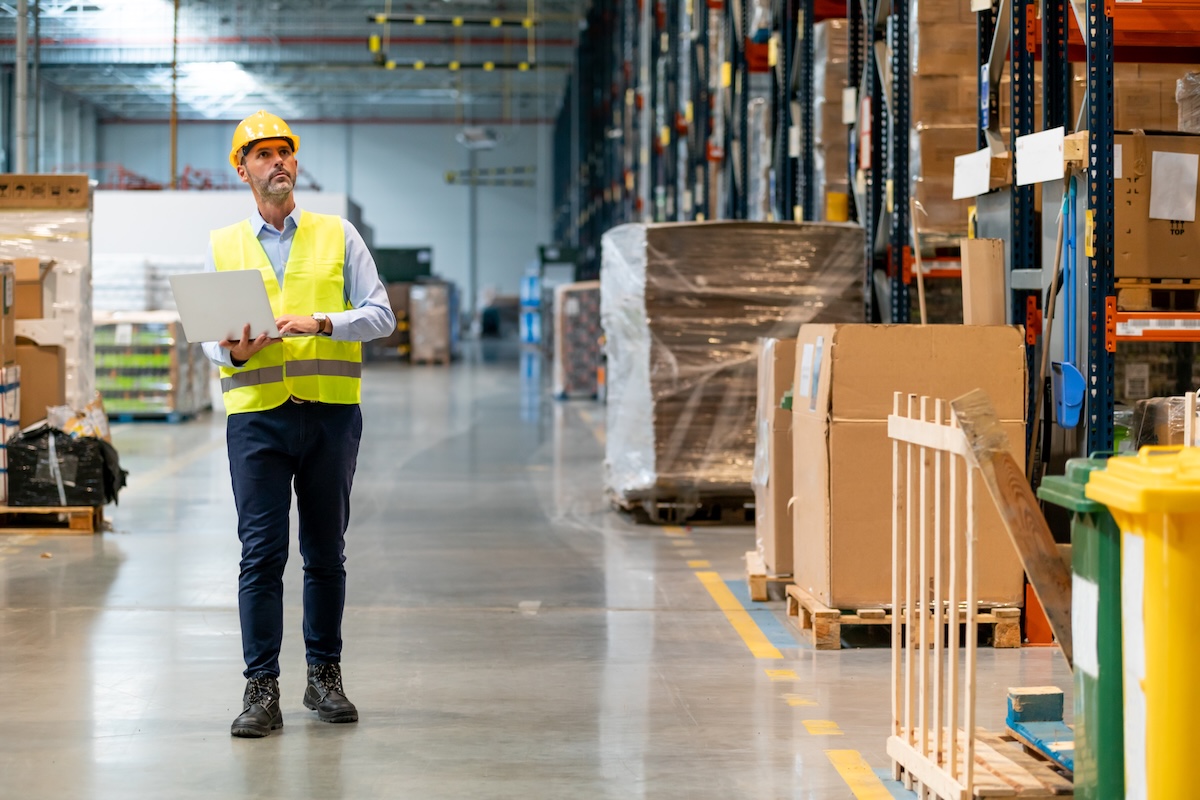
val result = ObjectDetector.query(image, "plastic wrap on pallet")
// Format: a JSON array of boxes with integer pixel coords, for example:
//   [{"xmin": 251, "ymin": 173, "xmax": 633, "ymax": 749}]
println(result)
[
  {"xmin": 0, "ymin": 366, "xmax": 20, "ymax": 504},
  {"xmin": 410, "ymin": 282, "xmax": 453, "ymax": 363},
  {"xmin": 813, "ymin": 20, "xmax": 850, "ymax": 221},
  {"xmin": 1130, "ymin": 396, "xmax": 1187, "ymax": 450},
  {"xmin": 8, "ymin": 426, "xmax": 125, "ymax": 507},
  {"xmin": 93, "ymin": 311, "xmax": 212, "ymax": 417},
  {"xmin": 751, "ymin": 337, "xmax": 776, "ymax": 529},
  {"xmin": 748, "ymin": 97, "xmax": 772, "ymax": 221},
  {"xmin": 1178, "ymin": 73, "xmax": 1200, "ymax": 134},
  {"xmin": 600, "ymin": 221, "xmax": 864, "ymax": 511},
  {"xmin": 0, "ymin": 208, "xmax": 95, "ymax": 411},
  {"xmin": 553, "ymin": 281, "xmax": 602, "ymax": 399}
]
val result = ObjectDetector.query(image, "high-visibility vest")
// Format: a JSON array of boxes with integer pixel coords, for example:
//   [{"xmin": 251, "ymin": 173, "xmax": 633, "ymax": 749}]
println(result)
[{"xmin": 212, "ymin": 211, "xmax": 361, "ymax": 414}]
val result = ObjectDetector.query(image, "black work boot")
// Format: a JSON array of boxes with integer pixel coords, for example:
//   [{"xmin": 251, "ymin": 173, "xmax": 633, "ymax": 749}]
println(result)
[
  {"xmin": 303, "ymin": 663, "xmax": 359, "ymax": 723},
  {"xmin": 231, "ymin": 673, "xmax": 283, "ymax": 738}
]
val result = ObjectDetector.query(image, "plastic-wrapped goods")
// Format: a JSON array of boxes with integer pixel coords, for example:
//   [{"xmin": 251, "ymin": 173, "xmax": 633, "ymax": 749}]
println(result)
[
  {"xmin": 93, "ymin": 311, "xmax": 212, "ymax": 417},
  {"xmin": 410, "ymin": 282, "xmax": 452, "ymax": 363},
  {"xmin": 813, "ymin": 20, "xmax": 850, "ymax": 221},
  {"xmin": 8, "ymin": 426, "xmax": 126, "ymax": 507},
  {"xmin": 0, "ymin": 365, "xmax": 19, "ymax": 503},
  {"xmin": 553, "ymin": 281, "xmax": 602, "ymax": 399},
  {"xmin": 0, "ymin": 208, "xmax": 95, "ymax": 411},
  {"xmin": 1179, "ymin": 73, "xmax": 1200, "ymax": 134},
  {"xmin": 1130, "ymin": 397, "xmax": 1187, "ymax": 450},
  {"xmin": 600, "ymin": 221, "xmax": 864, "ymax": 514}
]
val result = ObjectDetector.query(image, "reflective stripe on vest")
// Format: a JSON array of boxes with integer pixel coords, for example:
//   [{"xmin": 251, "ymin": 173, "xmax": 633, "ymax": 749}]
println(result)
[
  {"xmin": 219, "ymin": 359, "xmax": 363, "ymax": 393},
  {"xmin": 211, "ymin": 211, "xmax": 362, "ymax": 414}
]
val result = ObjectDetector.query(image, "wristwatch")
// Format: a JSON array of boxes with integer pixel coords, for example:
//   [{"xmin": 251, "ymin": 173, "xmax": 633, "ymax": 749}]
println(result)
[{"xmin": 313, "ymin": 312, "xmax": 332, "ymax": 336}]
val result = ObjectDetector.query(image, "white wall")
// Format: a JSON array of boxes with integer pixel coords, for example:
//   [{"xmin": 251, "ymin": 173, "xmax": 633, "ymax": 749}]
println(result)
[{"xmin": 98, "ymin": 121, "xmax": 553, "ymax": 307}]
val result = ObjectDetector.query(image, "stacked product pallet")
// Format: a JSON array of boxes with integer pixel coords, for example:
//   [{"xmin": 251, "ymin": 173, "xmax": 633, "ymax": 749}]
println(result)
[
  {"xmin": 409, "ymin": 282, "xmax": 458, "ymax": 365},
  {"xmin": 552, "ymin": 280, "xmax": 601, "ymax": 399},
  {"xmin": 1, "ymin": 175, "xmax": 95, "ymax": 419},
  {"xmin": 812, "ymin": 20, "xmax": 849, "ymax": 222},
  {"xmin": 601, "ymin": 221, "xmax": 863, "ymax": 521},
  {"xmin": 92, "ymin": 256, "xmax": 201, "ymax": 313},
  {"xmin": 93, "ymin": 311, "xmax": 211, "ymax": 419}
]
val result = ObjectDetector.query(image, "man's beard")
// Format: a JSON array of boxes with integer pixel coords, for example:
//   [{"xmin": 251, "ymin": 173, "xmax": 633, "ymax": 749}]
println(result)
[{"xmin": 255, "ymin": 168, "xmax": 294, "ymax": 200}]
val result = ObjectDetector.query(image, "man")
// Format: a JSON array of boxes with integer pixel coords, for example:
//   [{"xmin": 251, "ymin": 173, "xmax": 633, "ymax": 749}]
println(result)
[{"xmin": 201, "ymin": 110, "xmax": 396, "ymax": 738}]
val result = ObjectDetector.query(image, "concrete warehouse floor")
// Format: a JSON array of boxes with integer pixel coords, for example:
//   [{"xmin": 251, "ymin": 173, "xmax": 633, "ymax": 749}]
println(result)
[{"xmin": 0, "ymin": 343, "xmax": 1071, "ymax": 799}]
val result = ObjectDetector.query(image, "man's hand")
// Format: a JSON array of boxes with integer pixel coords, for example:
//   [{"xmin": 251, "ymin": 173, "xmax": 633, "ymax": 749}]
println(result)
[
  {"xmin": 275, "ymin": 314, "xmax": 324, "ymax": 336},
  {"xmin": 220, "ymin": 323, "xmax": 281, "ymax": 363}
]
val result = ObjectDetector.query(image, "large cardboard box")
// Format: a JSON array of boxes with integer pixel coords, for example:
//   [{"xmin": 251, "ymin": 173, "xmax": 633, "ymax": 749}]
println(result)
[
  {"xmin": 754, "ymin": 338, "xmax": 797, "ymax": 575},
  {"xmin": 791, "ymin": 324, "xmax": 1027, "ymax": 609},
  {"xmin": 0, "ymin": 174, "xmax": 90, "ymax": 209},
  {"xmin": 912, "ymin": 22, "xmax": 977, "ymax": 77},
  {"xmin": 13, "ymin": 258, "xmax": 54, "ymax": 320},
  {"xmin": 15, "ymin": 342, "xmax": 65, "ymax": 427},
  {"xmin": 961, "ymin": 239, "xmax": 1007, "ymax": 325},
  {"xmin": 1114, "ymin": 131, "xmax": 1200, "ymax": 278}
]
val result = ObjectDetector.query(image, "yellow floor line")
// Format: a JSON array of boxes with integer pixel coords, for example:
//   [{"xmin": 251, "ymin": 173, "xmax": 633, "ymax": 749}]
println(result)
[
  {"xmin": 662, "ymin": 525, "xmax": 686, "ymax": 537},
  {"xmin": 694, "ymin": 571, "xmax": 782, "ymax": 660},
  {"xmin": 825, "ymin": 750, "xmax": 894, "ymax": 799},
  {"xmin": 669, "ymin": 539, "xmax": 694, "ymax": 547},
  {"xmin": 784, "ymin": 693, "xmax": 817, "ymax": 707},
  {"xmin": 687, "ymin": 560, "xmax": 711, "ymax": 568},
  {"xmin": 803, "ymin": 719, "xmax": 844, "ymax": 736},
  {"xmin": 765, "ymin": 669, "xmax": 798, "ymax": 681}
]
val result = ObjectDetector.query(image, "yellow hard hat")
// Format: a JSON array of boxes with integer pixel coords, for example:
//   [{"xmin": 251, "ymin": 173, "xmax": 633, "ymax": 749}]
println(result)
[{"xmin": 229, "ymin": 110, "xmax": 300, "ymax": 168}]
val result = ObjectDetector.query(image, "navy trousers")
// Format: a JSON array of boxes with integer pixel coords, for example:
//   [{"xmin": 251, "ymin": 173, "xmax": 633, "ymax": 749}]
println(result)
[{"xmin": 227, "ymin": 400, "xmax": 363, "ymax": 678}]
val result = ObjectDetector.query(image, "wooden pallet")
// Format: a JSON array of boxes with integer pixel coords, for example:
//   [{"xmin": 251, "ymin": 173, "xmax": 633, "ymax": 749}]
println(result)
[
  {"xmin": 621, "ymin": 494, "xmax": 755, "ymax": 525},
  {"xmin": 411, "ymin": 356, "xmax": 451, "ymax": 366},
  {"xmin": 785, "ymin": 584, "xmax": 1022, "ymax": 651},
  {"xmin": 744, "ymin": 550, "xmax": 791, "ymax": 602},
  {"xmin": 891, "ymin": 728, "xmax": 1073, "ymax": 798},
  {"xmin": 1116, "ymin": 278, "xmax": 1200, "ymax": 312},
  {"xmin": 0, "ymin": 505, "xmax": 104, "ymax": 535}
]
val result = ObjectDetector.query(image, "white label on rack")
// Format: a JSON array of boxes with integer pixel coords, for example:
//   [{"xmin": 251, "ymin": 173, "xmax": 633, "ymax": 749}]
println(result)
[
  {"xmin": 842, "ymin": 88, "xmax": 858, "ymax": 124},
  {"xmin": 115, "ymin": 323, "xmax": 134, "ymax": 347},
  {"xmin": 789, "ymin": 125, "xmax": 801, "ymax": 158},
  {"xmin": 1150, "ymin": 151, "xmax": 1199, "ymax": 222},
  {"xmin": 970, "ymin": 0, "xmax": 993, "ymax": 10},
  {"xmin": 1117, "ymin": 318, "xmax": 1200, "ymax": 337},
  {"xmin": 1114, "ymin": 144, "xmax": 1124, "ymax": 180},
  {"xmin": 1016, "ymin": 127, "xmax": 1066, "ymax": 186},
  {"xmin": 1125, "ymin": 363, "xmax": 1151, "ymax": 400},
  {"xmin": 798, "ymin": 343, "xmax": 815, "ymax": 399},
  {"xmin": 953, "ymin": 147, "xmax": 993, "ymax": 200}
]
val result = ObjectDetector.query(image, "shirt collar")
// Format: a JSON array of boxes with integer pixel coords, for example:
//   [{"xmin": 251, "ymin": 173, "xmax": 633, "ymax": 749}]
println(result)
[{"xmin": 250, "ymin": 206, "xmax": 302, "ymax": 236}]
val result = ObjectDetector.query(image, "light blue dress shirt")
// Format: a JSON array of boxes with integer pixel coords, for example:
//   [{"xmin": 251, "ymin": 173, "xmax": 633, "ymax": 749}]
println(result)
[{"xmin": 201, "ymin": 207, "xmax": 396, "ymax": 368}]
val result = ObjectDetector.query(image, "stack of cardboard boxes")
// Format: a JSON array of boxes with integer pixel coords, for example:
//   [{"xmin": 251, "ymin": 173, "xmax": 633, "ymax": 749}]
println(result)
[
  {"xmin": 0, "ymin": 265, "xmax": 18, "ymax": 503},
  {"xmin": 409, "ymin": 282, "xmax": 454, "ymax": 364},
  {"xmin": 751, "ymin": 338, "xmax": 795, "ymax": 576},
  {"xmin": 13, "ymin": 258, "xmax": 65, "ymax": 429},
  {"xmin": 812, "ymin": 20, "xmax": 850, "ymax": 222},
  {"xmin": 753, "ymin": 324, "xmax": 1027, "ymax": 611}
]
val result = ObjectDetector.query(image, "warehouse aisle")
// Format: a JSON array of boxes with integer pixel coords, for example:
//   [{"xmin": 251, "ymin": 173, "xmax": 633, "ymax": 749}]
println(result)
[{"xmin": 0, "ymin": 349, "xmax": 1070, "ymax": 799}]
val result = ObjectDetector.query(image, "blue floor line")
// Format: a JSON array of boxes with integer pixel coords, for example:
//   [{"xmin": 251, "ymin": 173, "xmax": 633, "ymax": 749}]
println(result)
[
  {"xmin": 875, "ymin": 767, "xmax": 919, "ymax": 799},
  {"xmin": 724, "ymin": 579, "xmax": 802, "ymax": 651}
]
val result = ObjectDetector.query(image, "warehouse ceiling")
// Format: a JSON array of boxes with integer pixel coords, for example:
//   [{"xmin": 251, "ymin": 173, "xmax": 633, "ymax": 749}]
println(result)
[{"xmin": 0, "ymin": 0, "xmax": 585, "ymax": 123}]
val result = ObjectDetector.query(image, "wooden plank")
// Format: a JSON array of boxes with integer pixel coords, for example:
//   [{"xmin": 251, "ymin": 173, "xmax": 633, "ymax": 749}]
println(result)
[
  {"xmin": 887, "ymin": 734, "xmax": 970, "ymax": 800},
  {"xmin": 970, "ymin": 732, "xmax": 1051, "ymax": 794},
  {"xmin": 950, "ymin": 390, "xmax": 1073, "ymax": 668},
  {"xmin": 858, "ymin": 608, "xmax": 887, "ymax": 620},
  {"xmin": 978, "ymin": 732, "xmax": 1074, "ymax": 796},
  {"xmin": 0, "ymin": 504, "xmax": 97, "ymax": 514},
  {"xmin": 745, "ymin": 550, "xmax": 768, "ymax": 602}
]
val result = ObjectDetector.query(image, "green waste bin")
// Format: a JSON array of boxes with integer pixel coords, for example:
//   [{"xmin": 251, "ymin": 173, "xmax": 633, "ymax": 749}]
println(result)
[{"xmin": 1037, "ymin": 457, "xmax": 1123, "ymax": 800}]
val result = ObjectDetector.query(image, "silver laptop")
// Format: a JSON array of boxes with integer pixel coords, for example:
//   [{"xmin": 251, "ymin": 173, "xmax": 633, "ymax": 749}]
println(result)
[{"xmin": 169, "ymin": 271, "xmax": 282, "ymax": 344}]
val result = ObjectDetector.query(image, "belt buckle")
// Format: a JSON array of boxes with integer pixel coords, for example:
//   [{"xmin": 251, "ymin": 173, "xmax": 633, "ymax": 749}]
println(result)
[{"xmin": 289, "ymin": 396, "xmax": 311, "ymax": 404}]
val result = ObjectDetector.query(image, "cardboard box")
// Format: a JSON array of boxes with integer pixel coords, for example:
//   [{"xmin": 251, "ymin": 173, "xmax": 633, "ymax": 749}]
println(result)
[
  {"xmin": 913, "ymin": 0, "xmax": 974, "ymax": 25},
  {"xmin": 0, "ymin": 264, "xmax": 14, "ymax": 365},
  {"xmin": 912, "ymin": 22, "xmax": 977, "ymax": 76},
  {"xmin": 15, "ymin": 342, "xmax": 65, "ymax": 427},
  {"xmin": 961, "ymin": 238, "xmax": 1007, "ymax": 325},
  {"xmin": 13, "ymin": 258, "xmax": 54, "ymax": 320},
  {"xmin": 754, "ymin": 338, "xmax": 797, "ymax": 575},
  {"xmin": 791, "ymin": 324, "xmax": 1027, "ymax": 609},
  {"xmin": 0, "ymin": 174, "xmax": 90, "ymax": 209},
  {"xmin": 912, "ymin": 75, "xmax": 978, "ymax": 128},
  {"xmin": 1114, "ymin": 131, "xmax": 1200, "ymax": 278}
]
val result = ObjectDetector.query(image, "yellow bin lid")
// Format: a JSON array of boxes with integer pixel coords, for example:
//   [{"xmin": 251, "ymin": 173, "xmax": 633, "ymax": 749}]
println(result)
[{"xmin": 1085, "ymin": 446, "xmax": 1200, "ymax": 514}]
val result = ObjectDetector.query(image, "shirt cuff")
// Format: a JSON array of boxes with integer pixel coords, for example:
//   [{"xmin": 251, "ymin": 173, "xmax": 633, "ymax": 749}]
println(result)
[{"xmin": 326, "ymin": 311, "xmax": 351, "ymax": 341}]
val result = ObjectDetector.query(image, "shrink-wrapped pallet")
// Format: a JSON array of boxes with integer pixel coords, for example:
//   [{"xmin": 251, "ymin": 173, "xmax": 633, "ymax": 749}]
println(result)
[{"xmin": 600, "ymin": 221, "xmax": 863, "ymax": 518}]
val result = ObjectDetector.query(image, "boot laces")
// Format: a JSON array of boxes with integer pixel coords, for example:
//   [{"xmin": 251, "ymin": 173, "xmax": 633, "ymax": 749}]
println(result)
[
  {"xmin": 246, "ymin": 675, "xmax": 276, "ymax": 706},
  {"xmin": 312, "ymin": 663, "xmax": 344, "ymax": 694}
]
